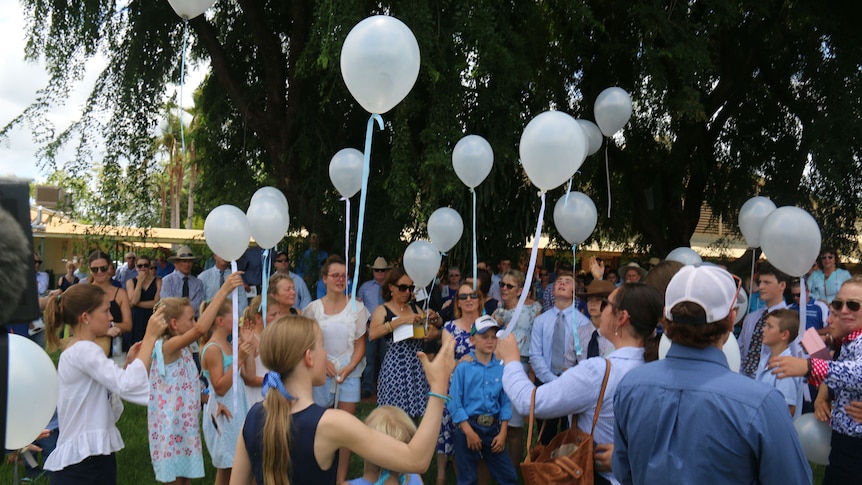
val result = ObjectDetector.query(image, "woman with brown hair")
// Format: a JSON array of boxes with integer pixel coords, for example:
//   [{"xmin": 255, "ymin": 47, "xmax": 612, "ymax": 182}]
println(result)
[{"xmin": 87, "ymin": 251, "xmax": 132, "ymax": 355}]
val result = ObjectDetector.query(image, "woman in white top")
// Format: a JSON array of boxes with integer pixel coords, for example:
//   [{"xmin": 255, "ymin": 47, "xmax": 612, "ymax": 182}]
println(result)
[
  {"xmin": 301, "ymin": 256, "xmax": 369, "ymax": 483},
  {"xmin": 497, "ymin": 283, "xmax": 663, "ymax": 485},
  {"xmin": 41, "ymin": 283, "xmax": 166, "ymax": 484}
]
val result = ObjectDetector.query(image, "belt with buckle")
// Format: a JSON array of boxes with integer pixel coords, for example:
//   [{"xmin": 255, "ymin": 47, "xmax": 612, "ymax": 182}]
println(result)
[{"xmin": 471, "ymin": 415, "xmax": 498, "ymax": 426}]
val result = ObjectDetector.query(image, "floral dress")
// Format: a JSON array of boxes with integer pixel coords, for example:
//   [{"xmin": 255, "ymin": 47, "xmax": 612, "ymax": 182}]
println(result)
[
  {"xmin": 437, "ymin": 319, "xmax": 475, "ymax": 455},
  {"xmin": 148, "ymin": 340, "xmax": 204, "ymax": 482}
]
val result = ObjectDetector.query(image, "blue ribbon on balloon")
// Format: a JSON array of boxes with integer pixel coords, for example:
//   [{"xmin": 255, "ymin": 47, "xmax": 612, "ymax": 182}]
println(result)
[
  {"xmin": 350, "ymin": 114, "xmax": 385, "ymax": 311},
  {"xmin": 342, "ymin": 196, "xmax": 351, "ymax": 295},
  {"xmin": 179, "ymin": 19, "xmax": 188, "ymax": 156},
  {"xmin": 471, "ymin": 188, "xmax": 478, "ymax": 291},
  {"xmin": 571, "ymin": 244, "xmax": 582, "ymax": 356},
  {"xmin": 261, "ymin": 248, "xmax": 271, "ymax": 327}
]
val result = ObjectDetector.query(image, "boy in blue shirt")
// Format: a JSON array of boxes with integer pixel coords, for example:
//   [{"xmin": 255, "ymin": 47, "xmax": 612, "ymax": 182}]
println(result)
[
  {"xmin": 448, "ymin": 315, "xmax": 518, "ymax": 485},
  {"xmin": 755, "ymin": 308, "xmax": 802, "ymax": 415}
]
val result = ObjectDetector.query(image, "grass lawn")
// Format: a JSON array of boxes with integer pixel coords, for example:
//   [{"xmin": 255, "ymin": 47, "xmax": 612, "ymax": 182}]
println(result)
[{"xmin": 2, "ymin": 399, "xmax": 826, "ymax": 484}]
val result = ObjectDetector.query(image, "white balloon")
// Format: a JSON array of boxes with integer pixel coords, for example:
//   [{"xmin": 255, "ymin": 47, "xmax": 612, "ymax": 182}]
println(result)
[
  {"xmin": 519, "ymin": 111, "xmax": 587, "ymax": 192},
  {"xmin": 793, "ymin": 413, "xmax": 832, "ymax": 465},
  {"xmin": 760, "ymin": 206, "xmax": 821, "ymax": 277},
  {"xmin": 659, "ymin": 333, "xmax": 740, "ymax": 372},
  {"xmin": 738, "ymin": 196, "xmax": 776, "ymax": 248},
  {"xmin": 205, "ymin": 205, "xmax": 251, "ymax": 261},
  {"xmin": 340, "ymin": 15, "xmax": 420, "ymax": 114},
  {"xmin": 428, "ymin": 208, "xmax": 464, "ymax": 253},
  {"xmin": 166, "ymin": 0, "xmax": 216, "ymax": 19},
  {"xmin": 594, "ymin": 87, "xmax": 633, "ymax": 137},
  {"xmin": 251, "ymin": 186, "xmax": 289, "ymax": 214},
  {"xmin": 247, "ymin": 197, "xmax": 290, "ymax": 249},
  {"xmin": 6, "ymin": 334, "xmax": 59, "ymax": 449},
  {"xmin": 329, "ymin": 148, "xmax": 365, "ymax": 198},
  {"xmin": 452, "ymin": 135, "xmax": 494, "ymax": 188},
  {"xmin": 665, "ymin": 247, "xmax": 703, "ymax": 266},
  {"xmin": 403, "ymin": 240, "xmax": 441, "ymax": 288},
  {"xmin": 553, "ymin": 192, "xmax": 598, "ymax": 245},
  {"xmin": 576, "ymin": 119, "xmax": 603, "ymax": 156}
]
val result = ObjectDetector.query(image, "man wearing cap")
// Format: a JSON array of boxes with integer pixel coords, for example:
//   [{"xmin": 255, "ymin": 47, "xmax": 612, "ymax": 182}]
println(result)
[
  {"xmin": 199, "ymin": 254, "xmax": 248, "ymax": 314},
  {"xmin": 273, "ymin": 250, "xmax": 312, "ymax": 310},
  {"xmin": 621, "ymin": 262, "xmax": 646, "ymax": 284},
  {"xmin": 612, "ymin": 265, "xmax": 812, "ymax": 484},
  {"xmin": 573, "ymin": 279, "xmax": 616, "ymax": 362},
  {"xmin": 357, "ymin": 256, "xmax": 392, "ymax": 398},
  {"xmin": 114, "ymin": 251, "xmax": 138, "ymax": 288},
  {"xmin": 160, "ymin": 245, "xmax": 205, "ymax": 316}
]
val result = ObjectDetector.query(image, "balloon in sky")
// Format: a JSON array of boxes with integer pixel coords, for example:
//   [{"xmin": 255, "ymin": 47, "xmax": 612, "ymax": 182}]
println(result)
[
  {"xmin": 760, "ymin": 206, "xmax": 821, "ymax": 277},
  {"xmin": 738, "ymin": 196, "xmax": 776, "ymax": 248},
  {"xmin": 403, "ymin": 240, "xmax": 442, "ymax": 288},
  {"xmin": 519, "ymin": 111, "xmax": 587, "ymax": 192},
  {"xmin": 329, "ymin": 148, "xmax": 365, "ymax": 198},
  {"xmin": 594, "ymin": 87, "xmax": 633, "ymax": 136},
  {"xmin": 205, "ymin": 205, "xmax": 251, "ymax": 261},
  {"xmin": 166, "ymin": 0, "xmax": 216, "ymax": 20},
  {"xmin": 576, "ymin": 119, "xmax": 603, "ymax": 156},
  {"xmin": 553, "ymin": 192, "xmax": 598, "ymax": 245},
  {"xmin": 452, "ymin": 135, "xmax": 494, "ymax": 188},
  {"xmin": 428, "ymin": 208, "xmax": 464, "ymax": 253}
]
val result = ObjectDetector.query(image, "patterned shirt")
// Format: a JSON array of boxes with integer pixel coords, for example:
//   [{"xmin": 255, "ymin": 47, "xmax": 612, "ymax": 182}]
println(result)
[{"xmin": 810, "ymin": 328, "xmax": 862, "ymax": 437}]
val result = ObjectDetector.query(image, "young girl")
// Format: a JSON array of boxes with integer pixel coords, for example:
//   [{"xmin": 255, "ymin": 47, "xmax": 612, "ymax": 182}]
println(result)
[
  {"xmin": 149, "ymin": 273, "xmax": 244, "ymax": 484},
  {"xmin": 230, "ymin": 315, "xmax": 456, "ymax": 485},
  {"xmin": 346, "ymin": 406, "xmax": 424, "ymax": 485},
  {"xmin": 240, "ymin": 294, "xmax": 285, "ymax": 407},
  {"xmin": 201, "ymin": 296, "xmax": 251, "ymax": 485},
  {"xmin": 42, "ymin": 284, "xmax": 167, "ymax": 484}
]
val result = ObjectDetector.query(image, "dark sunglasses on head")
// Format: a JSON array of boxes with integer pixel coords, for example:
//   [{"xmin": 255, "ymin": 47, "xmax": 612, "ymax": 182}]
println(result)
[
  {"xmin": 458, "ymin": 292, "xmax": 480, "ymax": 300},
  {"xmin": 137, "ymin": 263, "xmax": 150, "ymax": 268},
  {"xmin": 500, "ymin": 282, "xmax": 517, "ymax": 290},
  {"xmin": 275, "ymin": 259, "xmax": 288, "ymax": 263},
  {"xmin": 90, "ymin": 265, "xmax": 110, "ymax": 273},
  {"xmin": 395, "ymin": 284, "xmax": 415, "ymax": 292},
  {"xmin": 831, "ymin": 299, "xmax": 862, "ymax": 312}
]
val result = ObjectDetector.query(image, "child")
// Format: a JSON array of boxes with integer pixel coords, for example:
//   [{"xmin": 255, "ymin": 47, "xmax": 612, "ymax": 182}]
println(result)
[
  {"xmin": 240, "ymin": 295, "xmax": 285, "ymax": 407},
  {"xmin": 42, "ymin": 284, "xmax": 166, "ymax": 484},
  {"xmin": 148, "ymin": 273, "xmax": 244, "ymax": 484},
  {"xmin": 230, "ymin": 315, "xmax": 456, "ymax": 485},
  {"xmin": 346, "ymin": 406, "xmax": 424, "ymax": 485},
  {"xmin": 448, "ymin": 315, "xmax": 518, "ymax": 485},
  {"xmin": 756, "ymin": 308, "xmax": 802, "ymax": 415},
  {"xmin": 201, "ymin": 296, "xmax": 251, "ymax": 485}
]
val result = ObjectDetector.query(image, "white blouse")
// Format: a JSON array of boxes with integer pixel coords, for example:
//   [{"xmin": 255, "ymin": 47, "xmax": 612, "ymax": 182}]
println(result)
[{"xmin": 45, "ymin": 340, "xmax": 150, "ymax": 471}]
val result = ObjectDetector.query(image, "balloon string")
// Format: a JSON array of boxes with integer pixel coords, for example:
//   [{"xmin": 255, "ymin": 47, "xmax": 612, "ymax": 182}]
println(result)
[
  {"xmin": 499, "ymin": 191, "xmax": 545, "ymax": 337},
  {"xmin": 798, "ymin": 276, "xmax": 806, "ymax": 354},
  {"xmin": 179, "ymin": 19, "xmax": 188, "ymax": 156},
  {"xmin": 746, "ymin": 252, "xmax": 755, "ymax": 322},
  {"xmin": 472, "ymin": 188, "xmax": 477, "ymax": 291},
  {"xmin": 424, "ymin": 276, "xmax": 434, "ymax": 331},
  {"xmin": 231, "ymin": 260, "xmax": 239, "ymax": 411},
  {"xmin": 351, "ymin": 114, "xmax": 384, "ymax": 311},
  {"xmin": 261, "ymin": 249, "xmax": 270, "ymax": 327},
  {"xmin": 604, "ymin": 142, "xmax": 611, "ymax": 218},
  {"xmin": 572, "ymin": 245, "xmax": 582, "ymax": 356},
  {"xmin": 343, "ymin": 196, "xmax": 351, "ymax": 296},
  {"xmin": 565, "ymin": 177, "xmax": 573, "ymax": 204}
]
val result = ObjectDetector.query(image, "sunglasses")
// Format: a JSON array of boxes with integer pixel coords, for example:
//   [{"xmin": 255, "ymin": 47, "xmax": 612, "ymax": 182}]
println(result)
[
  {"xmin": 791, "ymin": 292, "xmax": 801, "ymax": 299},
  {"xmin": 275, "ymin": 259, "xmax": 288, "ymax": 263},
  {"xmin": 373, "ymin": 268, "xmax": 388, "ymax": 273},
  {"xmin": 831, "ymin": 299, "xmax": 862, "ymax": 312},
  {"xmin": 821, "ymin": 255, "xmax": 835, "ymax": 260},
  {"xmin": 500, "ymin": 282, "xmax": 517, "ymax": 290},
  {"xmin": 395, "ymin": 284, "xmax": 415, "ymax": 292},
  {"xmin": 458, "ymin": 292, "xmax": 480, "ymax": 300},
  {"xmin": 137, "ymin": 263, "xmax": 150, "ymax": 268},
  {"xmin": 90, "ymin": 265, "xmax": 110, "ymax": 273},
  {"xmin": 539, "ymin": 272, "xmax": 548, "ymax": 277}
]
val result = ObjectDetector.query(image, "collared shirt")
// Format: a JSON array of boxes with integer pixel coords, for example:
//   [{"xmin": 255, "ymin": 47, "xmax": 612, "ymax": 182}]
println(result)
[
  {"xmin": 788, "ymin": 297, "xmax": 828, "ymax": 330},
  {"xmin": 449, "ymin": 351, "xmax": 511, "ymax": 425},
  {"xmin": 613, "ymin": 344, "xmax": 812, "ymax": 485},
  {"xmin": 810, "ymin": 329, "xmax": 862, "ymax": 437},
  {"xmin": 530, "ymin": 305, "xmax": 591, "ymax": 383},
  {"xmin": 160, "ymin": 271, "xmax": 204, "ymax": 316},
  {"xmin": 198, "ymin": 266, "xmax": 248, "ymax": 314},
  {"xmin": 237, "ymin": 246, "xmax": 264, "ymax": 286},
  {"xmin": 755, "ymin": 346, "xmax": 802, "ymax": 411},
  {"xmin": 808, "ymin": 268, "xmax": 852, "ymax": 303},
  {"xmin": 493, "ymin": 301, "xmax": 542, "ymax": 358},
  {"xmin": 289, "ymin": 271, "xmax": 312, "ymax": 310},
  {"xmin": 572, "ymin": 322, "xmax": 615, "ymax": 363},
  {"xmin": 738, "ymin": 301, "xmax": 787, "ymax": 365},
  {"xmin": 356, "ymin": 279, "xmax": 383, "ymax": 315},
  {"xmin": 114, "ymin": 264, "xmax": 138, "ymax": 288},
  {"xmin": 155, "ymin": 261, "xmax": 175, "ymax": 278},
  {"xmin": 505, "ymin": 347, "xmax": 645, "ymax": 485}
]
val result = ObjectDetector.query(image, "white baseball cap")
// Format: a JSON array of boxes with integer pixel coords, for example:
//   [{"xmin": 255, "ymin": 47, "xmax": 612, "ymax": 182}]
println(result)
[
  {"xmin": 471, "ymin": 315, "xmax": 501, "ymax": 335},
  {"xmin": 664, "ymin": 264, "xmax": 737, "ymax": 324}
]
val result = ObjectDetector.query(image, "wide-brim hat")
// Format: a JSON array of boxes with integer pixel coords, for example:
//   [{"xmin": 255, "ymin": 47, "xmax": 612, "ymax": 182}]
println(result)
[
  {"xmin": 168, "ymin": 245, "xmax": 198, "ymax": 262},
  {"xmin": 367, "ymin": 256, "xmax": 393, "ymax": 270},
  {"xmin": 579, "ymin": 279, "xmax": 616, "ymax": 298},
  {"xmin": 622, "ymin": 262, "xmax": 647, "ymax": 279}
]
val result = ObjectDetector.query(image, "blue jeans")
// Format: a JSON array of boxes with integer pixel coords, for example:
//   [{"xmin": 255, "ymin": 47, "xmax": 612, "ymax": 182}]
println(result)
[
  {"xmin": 453, "ymin": 421, "xmax": 517, "ymax": 485},
  {"xmin": 361, "ymin": 333, "xmax": 389, "ymax": 393}
]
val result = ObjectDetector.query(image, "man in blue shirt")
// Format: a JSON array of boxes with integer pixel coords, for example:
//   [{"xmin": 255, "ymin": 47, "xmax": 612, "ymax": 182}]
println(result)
[
  {"xmin": 613, "ymin": 265, "xmax": 812, "ymax": 484},
  {"xmin": 357, "ymin": 256, "xmax": 392, "ymax": 398},
  {"xmin": 788, "ymin": 277, "xmax": 828, "ymax": 331}
]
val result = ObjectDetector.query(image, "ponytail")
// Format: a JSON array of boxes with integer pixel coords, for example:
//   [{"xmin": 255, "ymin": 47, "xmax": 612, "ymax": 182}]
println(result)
[{"xmin": 43, "ymin": 285, "xmax": 106, "ymax": 351}]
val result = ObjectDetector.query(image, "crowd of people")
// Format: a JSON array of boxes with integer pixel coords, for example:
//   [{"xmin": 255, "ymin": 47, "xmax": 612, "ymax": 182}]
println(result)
[{"xmin": 13, "ymin": 235, "xmax": 862, "ymax": 485}]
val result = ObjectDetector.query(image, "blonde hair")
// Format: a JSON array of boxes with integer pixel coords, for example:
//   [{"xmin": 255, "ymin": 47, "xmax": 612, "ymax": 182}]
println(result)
[
  {"xmin": 259, "ymin": 315, "xmax": 319, "ymax": 485},
  {"xmin": 362, "ymin": 406, "xmax": 417, "ymax": 481},
  {"xmin": 159, "ymin": 297, "xmax": 192, "ymax": 337},
  {"xmin": 243, "ymin": 295, "xmax": 263, "ymax": 325}
]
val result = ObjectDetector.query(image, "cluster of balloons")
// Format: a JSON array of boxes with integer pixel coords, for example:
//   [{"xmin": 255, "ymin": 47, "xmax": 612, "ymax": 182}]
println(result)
[
  {"xmin": 5, "ymin": 334, "xmax": 59, "ymax": 449},
  {"xmin": 738, "ymin": 196, "xmax": 821, "ymax": 277},
  {"xmin": 204, "ymin": 187, "xmax": 289, "ymax": 261}
]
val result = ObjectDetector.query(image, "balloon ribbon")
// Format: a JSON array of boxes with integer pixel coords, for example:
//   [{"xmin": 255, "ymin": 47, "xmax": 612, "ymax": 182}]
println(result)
[
  {"xmin": 231, "ymin": 260, "xmax": 239, "ymax": 411},
  {"xmin": 351, "ymin": 114, "xmax": 385, "ymax": 311},
  {"xmin": 343, "ymin": 196, "xmax": 351, "ymax": 295},
  {"xmin": 472, "ymin": 188, "xmax": 478, "ymax": 291},
  {"xmin": 499, "ymin": 191, "xmax": 546, "ymax": 337},
  {"xmin": 179, "ymin": 19, "xmax": 188, "ymax": 156},
  {"xmin": 571, "ymin": 244, "xmax": 582, "ymax": 356},
  {"xmin": 261, "ymin": 249, "xmax": 270, "ymax": 327}
]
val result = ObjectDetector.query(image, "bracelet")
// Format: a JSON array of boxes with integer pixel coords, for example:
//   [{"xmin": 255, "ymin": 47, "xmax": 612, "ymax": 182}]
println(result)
[
  {"xmin": 806, "ymin": 358, "xmax": 813, "ymax": 379},
  {"xmin": 428, "ymin": 392, "xmax": 451, "ymax": 403},
  {"xmin": 384, "ymin": 321, "xmax": 393, "ymax": 333}
]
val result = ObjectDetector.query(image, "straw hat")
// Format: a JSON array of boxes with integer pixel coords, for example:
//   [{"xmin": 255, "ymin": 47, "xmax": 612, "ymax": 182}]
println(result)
[
  {"xmin": 367, "ymin": 256, "xmax": 393, "ymax": 270},
  {"xmin": 168, "ymin": 245, "xmax": 198, "ymax": 262}
]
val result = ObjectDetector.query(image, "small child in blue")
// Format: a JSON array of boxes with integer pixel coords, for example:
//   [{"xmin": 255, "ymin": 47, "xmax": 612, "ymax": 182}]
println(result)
[
  {"xmin": 756, "ymin": 309, "xmax": 802, "ymax": 416},
  {"xmin": 448, "ymin": 315, "xmax": 517, "ymax": 485}
]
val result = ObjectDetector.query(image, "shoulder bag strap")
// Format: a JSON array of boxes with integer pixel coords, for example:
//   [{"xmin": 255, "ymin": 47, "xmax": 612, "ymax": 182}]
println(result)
[
  {"xmin": 524, "ymin": 387, "xmax": 538, "ymax": 463},
  {"xmin": 589, "ymin": 358, "xmax": 612, "ymax": 437}
]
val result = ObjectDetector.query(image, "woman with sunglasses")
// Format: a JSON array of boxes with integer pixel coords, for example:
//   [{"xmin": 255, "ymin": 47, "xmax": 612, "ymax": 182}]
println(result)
[
  {"xmin": 125, "ymin": 255, "xmax": 161, "ymax": 351},
  {"xmin": 808, "ymin": 246, "xmax": 851, "ymax": 304},
  {"xmin": 498, "ymin": 283, "xmax": 663, "ymax": 485},
  {"xmin": 368, "ymin": 268, "xmax": 440, "ymax": 418},
  {"xmin": 770, "ymin": 275, "xmax": 862, "ymax": 484},
  {"xmin": 88, "ymin": 251, "xmax": 132, "ymax": 356}
]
